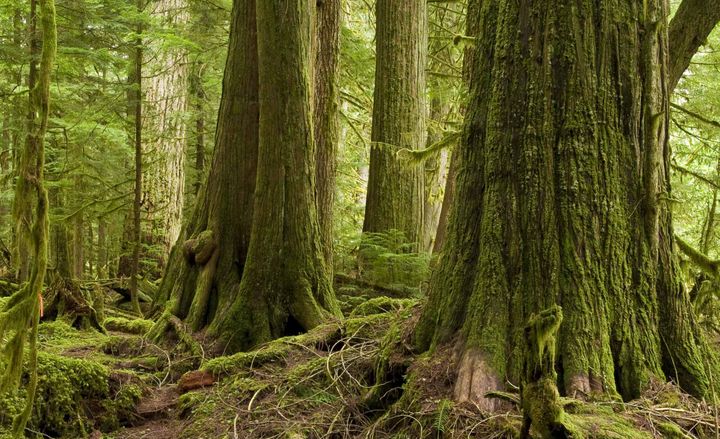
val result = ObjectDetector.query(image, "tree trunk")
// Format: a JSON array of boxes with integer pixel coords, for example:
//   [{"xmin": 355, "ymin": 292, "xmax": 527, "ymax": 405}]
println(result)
[
  {"xmin": 312, "ymin": 0, "xmax": 341, "ymax": 267},
  {"xmin": 155, "ymin": 0, "xmax": 341, "ymax": 353},
  {"xmin": 362, "ymin": 0, "xmax": 427, "ymax": 247},
  {"xmin": 97, "ymin": 219, "xmax": 108, "ymax": 279},
  {"xmin": 12, "ymin": 0, "xmax": 41, "ymax": 282},
  {"xmin": 189, "ymin": 62, "xmax": 207, "ymax": 196},
  {"xmin": 429, "ymin": 0, "xmax": 479, "ymax": 254},
  {"xmin": 207, "ymin": 0, "xmax": 341, "ymax": 351},
  {"xmin": 414, "ymin": 0, "xmax": 716, "ymax": 410},
  {"xmin": 668, "ymin": 0, "xmax": 720, "ymax": 91},
  {"xmin": 143, "ymin": 0, "xmax": 189, "ymax": 267},
  {"xmin": 154, "ymin": 0, "xmax": 260, "ymax": 335},
  {"xmin": 0, "ymin": 0, "xmax": 54, "ymax": 433},
  {"xmin": 130, "ymin": 0, "xmax": 143, "ymax": 316}
]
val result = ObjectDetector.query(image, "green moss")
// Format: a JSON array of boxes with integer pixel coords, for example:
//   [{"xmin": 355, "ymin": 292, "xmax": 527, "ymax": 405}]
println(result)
[
  {"xmin": 655, "ymin": 422, "xmax": 692, "ymax": 439},
  {"xmin": 204, "ymin": 341, "xmax": 291, "ymax": 376},
  {"xmin": 349, "ymin": 296, "xmax": 417, "ymax": 318},
  {"xmin": 103, "ymin": 316, "xmax": 154, "ymax": 335}
]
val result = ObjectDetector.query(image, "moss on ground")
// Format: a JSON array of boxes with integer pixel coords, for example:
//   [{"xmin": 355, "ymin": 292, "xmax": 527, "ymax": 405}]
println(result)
[
  {"xmin": 104, "ymin": 316, "xmax": 154, "ymax": 335},
  {"xmin": 0, "ymin": 351, "xmax": 142, "ymax": 437}
]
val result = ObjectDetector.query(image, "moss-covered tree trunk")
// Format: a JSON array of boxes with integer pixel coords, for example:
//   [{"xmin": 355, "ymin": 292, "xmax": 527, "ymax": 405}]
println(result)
[
  {"xmin": 415, "ymin": 0, "xmax": 717, "ymax": 409},
  {"xmin": 154, "ymin": 0, "xmax": 259, "ymax": 332},
  {"xmin": 312, "ymin": 0, "xmax": 341, "ymax": 267},
  {"xmin": 362, "ymin": 0, "xmax": 427, "ymax": 246},
  {"xmin": 0, "ymin": 0, "xmax": 54, "ymax": 433},
  {"xmin": 207, "ymin": 0, "xmax": 341, "ymax": 351},
  {"xmin": 155, "ymin": 0, "xmax": 340, "ymax": 352}
]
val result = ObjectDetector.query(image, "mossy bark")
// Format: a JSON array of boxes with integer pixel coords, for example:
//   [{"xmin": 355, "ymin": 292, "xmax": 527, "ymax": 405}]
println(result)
[
  {"xmin": 0, "ymin": 0, "xmax": 55, "ymax": 434},
  {"xmin": 362, "ymin": 0, "xmax": 427, "ymax": 246},
  {"xmin": 154, "ymin": 0, "xmax": 259, "ymax": 333},
  {"xmin": 155, "ymin": 0, "xmax": 340, "ymax": 352},
  {"xmin": 207, "ymin": 0, "xmax": 341, "ymax": 351},
  {"xmin": 312, "ymin": 0, "xmax": 341, "ymax": 268},
  {"xmin": 415, "ymin": 0, "xmax": 717, "ymax": 409}
]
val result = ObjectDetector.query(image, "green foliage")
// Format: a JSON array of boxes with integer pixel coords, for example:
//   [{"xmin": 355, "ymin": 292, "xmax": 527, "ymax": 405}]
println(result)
[{"xmin": 358, "ymin": 230, "xmax": 431, "ymax": 291}]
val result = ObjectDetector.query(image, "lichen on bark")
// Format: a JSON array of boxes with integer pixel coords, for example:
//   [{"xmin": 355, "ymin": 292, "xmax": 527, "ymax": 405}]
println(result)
[{"xmin": 414, "ymin": 0, "xmax": 718, "ymax": 410}]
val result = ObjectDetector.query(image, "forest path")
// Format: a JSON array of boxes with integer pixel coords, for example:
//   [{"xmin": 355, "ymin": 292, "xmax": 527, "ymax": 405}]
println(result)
[{"xmin": 94, "ymin": 326, "xmax": 191, "ymax": 439}]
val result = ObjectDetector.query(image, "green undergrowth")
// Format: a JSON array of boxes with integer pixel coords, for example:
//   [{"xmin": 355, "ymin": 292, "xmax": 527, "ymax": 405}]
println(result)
[
  {"xmin": 0, "ymin": 350, "xmax": 142, "ymax": 438},
  {"xmin": 103, "ymin": 316, "xmax": 154, "ymax": 335},
  {"xmin": 179, "ymin": 297, "xmax": 720, "ymax": 439},
  {"xmin": 2, "ymin": 298, "xmax": 718, "ymax": 438},
  {"xmin": 0, "ymin": 317, "xmax": 164, "ymax": 438}
]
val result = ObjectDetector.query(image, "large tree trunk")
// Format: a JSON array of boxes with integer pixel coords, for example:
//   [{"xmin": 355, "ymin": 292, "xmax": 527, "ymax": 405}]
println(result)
[
  {"xmin": 362, "ymin": 0, "xmax": 427, "ymax": 247},
  {"xmin": 431, "ymin": 0, "xmax": 479, "ymax": 254},
  {"xmin": 312, "ymin": 0, "xmax": 341, "ymax": 267},
  {"xmin": 414, "ymin": 0, "xmax": 716, "ymax": 410},
  {"xmin": 143, "ymin": 0, "xmax": 189, "ymax": 267},
  {"xmin": 154, "ymin": 0, "xmax": 259, "ymax": 336},
  {"xmin": 207, "ymin": 0, "xmax": 341, "ymax": 351},
  {"xmin": 155, "ymin": 0, "xmax": 340, "ymax": 353}
]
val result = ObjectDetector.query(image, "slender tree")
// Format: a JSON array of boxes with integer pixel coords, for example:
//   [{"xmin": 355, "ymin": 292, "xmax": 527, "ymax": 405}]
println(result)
[
  {"xmin": 0, "ymin": 0, "xmax": 55, "ymax": 434},
  {"xmin": 415, "ymin": 0, "xmax": 718, "ymax": 413},
  {"xmin": 312, "ymin": 0, "xmax": 341, "ymax": 266},
  {"xmin": 362, "ymin": 0, "xmax": 427, "ymax": 247},
  {"xmin": 130, "ymin": 0, "xmax": 144, "ymax": 316}
]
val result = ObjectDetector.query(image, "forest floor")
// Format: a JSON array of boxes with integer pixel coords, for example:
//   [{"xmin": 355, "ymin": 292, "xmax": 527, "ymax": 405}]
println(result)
[{"xmin": 2, "ymin": 280, "xmax": 720, "ymax": 438}]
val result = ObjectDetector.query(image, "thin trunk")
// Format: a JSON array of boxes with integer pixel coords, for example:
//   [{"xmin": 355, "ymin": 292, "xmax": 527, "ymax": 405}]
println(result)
[
  {"xmin": 362, "ymin": 0, "xmax": 427, "ymax": 247},
  {"xmin": 0, "ymin": 0, "xmax": 55, "ymax": 433},
  {"xmin": 98, "ymin": 219, "xmax": 108, "ymax": 279},
  {"xmin": 73, "ymin": 210, "xmax": 83, "ymax": 279},
  {"xmin": 87, "ymin": 222, "xmax": 94, "ymax": 278},
  {"xmin": 429, "ymin": 0, "xmax": 479, "ymax": 254},
  {"xmin": 130, "ymin": 0, "xmax": 143, "ymax": 316},
  {"xmin": 190, "ymin": 62, "xmax": 207, "ymax": 196},
  {"xmin": 312, "ymin": 0, "xmax": 341, "ymax": 268},
  {"xmin": 12, "ymin": 0, "xmax": 40, "ymax": 282}
]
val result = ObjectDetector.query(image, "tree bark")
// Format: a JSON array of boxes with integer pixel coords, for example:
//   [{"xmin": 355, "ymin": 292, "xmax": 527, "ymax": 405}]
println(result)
[
  {"xmin": 154, "ymin": 0, "xmax": 260, "ymax": 335},
  {"xmin": 668, "ymin": 0, "xmax": 720, "ymax": 90},
  {"xmin": 312, "ymin": 0, "xmax": 341, "ymax": 267},
  {"xmin": 12, "ymin": 0, "xmax": 41, "ymax": 282},
  {"xmin": 207, "ymin": 0, "xmax": 341, "ymax": 351},
  {"xmin": 362, "ymin": 0, "xmax": 427, "ymax": 247},
  {"xmin": 143, "ymin": 0, "xmax": 189, "ymax": 267},
  {"xmin": 414, "ymin": 0, "xmax": 716, "ymax": 409},
  {"xmin": 431, "ymin": 0, "xmax": 479, "ymax": 254},
  {"xmin": 130, "ymin": 0, "xmax": 144, "ymax": 316}
]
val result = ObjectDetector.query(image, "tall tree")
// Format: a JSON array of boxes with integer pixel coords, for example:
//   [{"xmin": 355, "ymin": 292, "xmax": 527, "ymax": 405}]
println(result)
[
  {"xmin": 312, "ymin": 0, "xmax": 341, "ymax": 266},
  {"xmin": 0, "ymin": 0, "xmax": 55, "ymax": 434},
  {"xmin": 415, "ymin": 0, "xmax": 717, "ymax": 413},
  {"xmin": 143, "ymin": 0, "xmax": 189, "ymax": 266},
  {"xmin": 129, "ymin": 0, "xmax": 144, "ymax": 316},
  {"xmin": 155, "ymin": 0, "xmax": 340, "ymax": 352},
  {"xmin": 154, "ymin": 0, "xmax": 259, "ymax": 336},
  {"xmin": 362, "ymin": 0, "xmax": 427, "ymax": 247}
]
